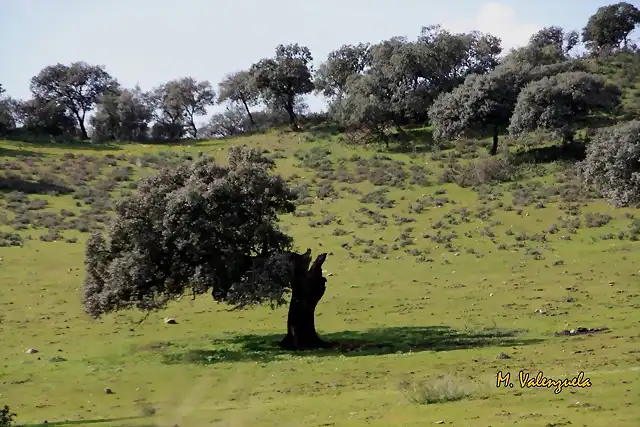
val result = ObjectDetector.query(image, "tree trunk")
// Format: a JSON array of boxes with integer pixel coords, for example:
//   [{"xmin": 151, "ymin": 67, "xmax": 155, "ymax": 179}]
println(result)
[
  {"xmin": 489, "ymin": 126, "xmax": 499, "ymax": 156},
  {"xmin": 74, "ymin": 111, "xmax": 88, "ymax": 140},
  {"xmin": 285, "ymin": 100, "xmax": 299, "ymax": 131},
  {"xmin": 562, "ymin": 128, "xmax": 574, "ymax": 145},
  {"xmin": 241, "ymin": 99, "xmax": 255, "ymax": 125},
  {"xmin": 279, "ymin": 250, "xmax": 332, "ymax": 351},
  {"xmin": 191, "ymin": 121, "xmax": 198, "ymax": 139}
]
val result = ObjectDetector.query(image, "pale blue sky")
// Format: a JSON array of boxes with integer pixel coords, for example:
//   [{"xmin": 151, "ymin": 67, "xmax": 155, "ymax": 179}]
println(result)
[{"xmin": 0, "ymin": 0, "xmax": 624, "ymax": 120}]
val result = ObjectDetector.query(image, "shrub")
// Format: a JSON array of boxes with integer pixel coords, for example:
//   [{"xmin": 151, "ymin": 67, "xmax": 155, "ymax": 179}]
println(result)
[
  {"xmin": 399, "ymin": 375, "xmax": 473, "ymax": 405},
  {"xmin": 440, "ymin": 155, "xmax": 518, "ymax": 187},
  {"xmin": 0, "ymin": 405, "xmax": 15, "ymax": 427},
  {"xmin": 580, "ymin": 120, "xmax": 640, "ymax": 207}
]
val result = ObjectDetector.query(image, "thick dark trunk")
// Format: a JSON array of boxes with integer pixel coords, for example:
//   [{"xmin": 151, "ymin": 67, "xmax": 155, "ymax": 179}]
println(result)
[
  {"xmin": 74, "ymin": 111, "xmax": 88, "ymax": 140},
  {"xmin": 285, "ymin": 101, "xmax": 299, "ymax": 131},
  {"xmin": 241, "ymin": 99, "xmax": 255, "ymax": 125},
  {"xmin": 489, "ymin": 126, "xmax": 499, "ymax": 156},
  {"xmin": 279, "ymin": 250, "xmax": 332, "ymax": 351},
  {"xmin": 562, "ymin": 129, "xmax": 574, "ymax": 145}
]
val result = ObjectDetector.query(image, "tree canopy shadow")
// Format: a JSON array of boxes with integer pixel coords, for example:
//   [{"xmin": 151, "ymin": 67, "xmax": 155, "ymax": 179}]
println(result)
[
  {"xmin": 387, "ymin": 128, "xmax": 436, "ymax": 153},
  {"xmin": 0, "ymin": 175, "xmax": 73, "ymax": 195},
  {"xmin": 0, "ymin": 146, "xmax": 46, "ymax": 159},
  {"xmin": 4, "ymin": 135, "xmax": 122, "ymax": 151},
  {"xmin": 160, "ymin": 325, "xmax": 543, "ymax": 366},
  {"xmin": 18, "ymin": 416, "xmax": 146, "ymax": 426},
  {"xmin": 306, "ymin": 122, "xmax": 344, "ymax": 140},
  {"xmin": 513, "ymin": 141, "xmax": 586, "ymax": 166}
]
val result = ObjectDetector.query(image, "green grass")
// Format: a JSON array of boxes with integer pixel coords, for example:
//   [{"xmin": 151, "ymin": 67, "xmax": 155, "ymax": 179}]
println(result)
[{"xmin": 0, "ymin": 129, "xmax": 639, "ymax": 426}]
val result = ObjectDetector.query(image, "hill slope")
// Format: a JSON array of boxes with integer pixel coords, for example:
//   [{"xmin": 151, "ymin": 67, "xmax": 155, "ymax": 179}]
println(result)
[{"xmin": 0, "ymin": 131, "xmax": 639, "ymax": 427}]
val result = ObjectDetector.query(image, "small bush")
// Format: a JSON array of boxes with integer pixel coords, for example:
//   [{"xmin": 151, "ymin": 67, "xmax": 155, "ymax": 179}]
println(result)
[
  {"xmin": 440, "ymin": 155, "xmax": 518, "ymax": 187},
  {"xmin": 584, "ymin": 212, "xmax": 612, "ymax": 228},
  {"xmin": 399, "ymin": 376, "xmax": 473, "ymax": 405}
]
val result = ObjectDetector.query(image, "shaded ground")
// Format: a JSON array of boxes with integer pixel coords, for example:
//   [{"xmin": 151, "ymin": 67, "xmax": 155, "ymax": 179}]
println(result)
[{"xmin": 160, "ymin": 326, "xmax": 542, "ymax": 365}]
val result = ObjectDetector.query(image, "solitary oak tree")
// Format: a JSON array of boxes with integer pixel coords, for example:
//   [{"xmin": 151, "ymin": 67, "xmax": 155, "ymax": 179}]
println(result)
[
  {"xmin": 82, "ymin": 146, "xmax": 331, "ymax": 351},
  {"xmin": 30, "ymin": 62, "xmax": 118, "ymax": 139},
  {"xmin": 508, "ymin": 71, "xmax": 622, "ymax": 144}
]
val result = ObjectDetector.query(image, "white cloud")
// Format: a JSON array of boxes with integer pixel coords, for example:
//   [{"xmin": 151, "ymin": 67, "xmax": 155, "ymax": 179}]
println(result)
[{"xmin": 444, "ymin": 2, "xmax": 541, "ymax": 53}]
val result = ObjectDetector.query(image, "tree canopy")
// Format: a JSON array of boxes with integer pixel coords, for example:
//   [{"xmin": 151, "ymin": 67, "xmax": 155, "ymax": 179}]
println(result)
[
  {"xmin": 250, "ymin": 44, "xmax": 315, "ymax": 130},
  {"xmin": 29, "ymin": 62, "xmax": 118, "ymax": 139},
  {"xmin": 90, "ymin": 86, "xmax": 153, "ymax": 143},
  {"xmin": 428, "ymin": 58, "xmax": 591, "ymax": 155},
  {"xmin": 581, "ymin": 119, "xmax": 640, "ymax": 207},
  {"xmin": 217, "ymin": 71, "xmax": 260, "ymax": 125},
  {"xmin": 82, "ymin": 146, "xmax": 331, "ymax": 349},
  {"xmin": 0, "ymin": 1, "xmax": 636, "ymax": 149},
  {"xmin": 508, "ymin": 71, "xmax": 622, "ymax": 143},
  {"xmin": 314, "ymin": 43, "xmax": 372, "ymax": 100},
  {"xmin": 582, "ymin": 2, "xmax": 640, "ymax": 52}
]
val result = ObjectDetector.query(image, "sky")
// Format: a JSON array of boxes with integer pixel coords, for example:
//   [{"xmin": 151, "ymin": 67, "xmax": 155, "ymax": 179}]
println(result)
[{"xmin": 0, "ymin": 0, "xmax": 623, "ymax": 124}]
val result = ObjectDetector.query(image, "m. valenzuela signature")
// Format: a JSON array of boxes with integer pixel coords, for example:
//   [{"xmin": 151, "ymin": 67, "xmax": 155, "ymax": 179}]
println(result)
[{"xmin": 496, "ymin": 370, "xmax": 592, "ymax": 394}]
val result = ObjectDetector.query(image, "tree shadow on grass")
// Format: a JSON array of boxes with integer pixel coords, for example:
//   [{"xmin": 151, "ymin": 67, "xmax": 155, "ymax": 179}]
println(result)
[
  {"xmin": 161, "ymin": 325, "xmax": 543, "ymax": 366},
  {"xmin": 0, "ymin": 176, "xmax": 73, "ymax": 195},
  {"xmin": 513, "ymin": 142, "xmax": 586, "ymax": 166},
  {"xmin": 387, "ymin": 128, "xmax": 436, "ymax": 154},
  {"xmin": 0, "ymin": 146, "xmax": 46, "ymax": 159},
  {"xmin": 18, "ymin": 416, "xmax": 146, "ymax": 426},
  {"xmin": 306, "ymin": 123, "xmax": 344, "ymax": 140},
  {"xmin": 4, "ymin": 135, "xmax": 122, "ymax": 151}
]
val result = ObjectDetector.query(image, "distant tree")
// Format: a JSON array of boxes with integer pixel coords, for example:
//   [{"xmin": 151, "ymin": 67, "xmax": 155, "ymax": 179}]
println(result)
[
  {"xmin": 582, "ymin": 2, "xmax": 640, "ymax": 52},
  {"xmin": 416, "ymin": 25, "xmax": 502, "ymax": 91},
  {"xmin": 14, "ymin": 98, "xmax": 77, "ymax": 137},
  {"xmin": 429, "ymin": 59, "xmax": 589, "ymax": 155},
  {"xmin": 333, "ymin": 72, "xmax": 394, "ymax": 144},
  {"xmin": 334, "ymin": 26, "xmax": 502, "ymax": 138},
  {"xmin": 581, "ymin": 120, "xmax": 640, "ymax": 207},
  {"xmin": 314, "ymin": 43, "xmax": 371, "ymax": 100},
  {"xmin": 508, "ymin": 71, "xmax": 622, "ymax": 143},
  {"xmin": 160, "ymin": 78, "xmax": 216, "ymax": 138},
  {"xmin": 429, "ymin": 71, "xmax": 519, "ymax": 155},
  {"xmin": 250, "ymin": 44, "xmax": 315, "ymax": 130},
  {"xmin": 0, "ymin": 97, "xmax": 16, "ymax": 135},
  {"xmin": 504, "ymin": 26, "xmax": 579, "ymax": 67},
  {"xmin": 29, "ymin": 62, "xmax": 118, "ymax": 139},
  {"xmin": 217, "ymin": 71, "xmax": 259, "ymax": 125},
  {"xmin": 90, "ymin": 86, "xmax": 154, "ymax": 142},
  {"xmin": 200, "ymin": 105, "xmax": 250, "ymax": 138},
  {"xmin": 148, "ymin": 84, "xmax": 185, "ymax": 141},
  {"xmin": 0, "ymin": 85, "xmax": 15, "ymax": 135},
  {"xmin": 82, "ymin": 146, "xmax": 331, "ymax": 351}
]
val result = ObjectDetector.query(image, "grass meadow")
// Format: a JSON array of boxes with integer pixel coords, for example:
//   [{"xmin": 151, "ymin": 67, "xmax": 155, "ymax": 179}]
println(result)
[{"xmin": 0, "ymin": 128, "xmax": 639, "ymax": 426}]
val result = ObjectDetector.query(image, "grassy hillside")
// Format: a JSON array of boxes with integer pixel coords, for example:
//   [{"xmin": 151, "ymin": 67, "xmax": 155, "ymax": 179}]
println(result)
[{"xmin": 0, "ymin": 130, "xmax": 639, "ymax": 427}]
